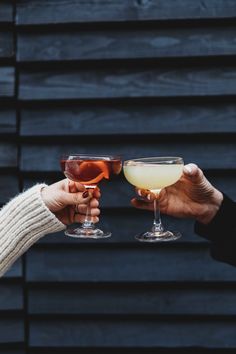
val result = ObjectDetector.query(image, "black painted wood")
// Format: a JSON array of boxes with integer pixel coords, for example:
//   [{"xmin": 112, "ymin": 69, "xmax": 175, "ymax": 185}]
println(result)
[
  {"xmin": 16, "ymin": 0, "xmax": 236, "ymax": 25},
  {"xmin": 0, "ymin": 172, "xmax": 20, "ymax": 205},
  {"xmin": 17, "ymin": 26, "xmax": 236, "ymax": 62},
  {"xmin": 0, "ymin": 1, "xmax": 13, "ymax": 23},
  {"xmin": 0, "ymin": 32, "xmax": 14, "ymax": 59},
  {"xmin": 19, "ymin": 66, "xmax": 236, "ymax": 100},
  {"xmin": 0, "ymin": 109, "xmax": 16, "ymax": 134},
  {"xmin": 20, "ymin": 102, "xmax": 236, "ymax": 136},
  {"xmin": 0, "ymin": 143, "xmax": 17, "ymax": 168},
  {"xmin": 28, "ymin": 284, "xmax": 236, "ymax": 315},
  {"xmin": 0, "ymin": 175, "xmax": 19, "ymax": 205},
  {"xmin": 0, "ymin": 317, "xmax": 24, "ymax": 344},
  {"xmin": 14, "ymin": 0, "xmax": 236, "ymax": 351},
  {"xmin": 21, "ymin": 142, "xmax": 236, "ymax": 171},
  {"xmin": 29, "ymin": 318, "xmax": 236, "ymax": 348},
  {"xmin": 2, "ymin": 259, "xmax": 22, "ymax": 279},
  {"xmin": 26, "ymin": 246, "xmax": 236, "ymax": 282},
  {"xmin": 0, "ymin": 67, "xmax": 14, "ymax": 98},
  {"xmin": 0, "ymin": 284, "xmax": 23, "ymax": 311}
]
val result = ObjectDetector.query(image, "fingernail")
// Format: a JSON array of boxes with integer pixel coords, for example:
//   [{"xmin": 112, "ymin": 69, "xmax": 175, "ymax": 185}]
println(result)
[
  {"xmin": 138, "ymin": 190, "xmax": 142, "ymax": 196},
  {"xmin": 147, "ymin": 194, "xmax": 151, "ymax": 200},
  {"xmin": 82, "ymin": 191, "xmax": 89, "ymax": 198}
]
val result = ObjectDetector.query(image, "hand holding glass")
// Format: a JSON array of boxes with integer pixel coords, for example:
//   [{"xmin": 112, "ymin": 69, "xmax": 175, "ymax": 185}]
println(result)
[
  {"xmin": 123, "ymin": 157, "xmax": 184, "ymax": 242},
  {"xmin": 61, "ymin": 154, "xmax": 122, "ymax": 239}
]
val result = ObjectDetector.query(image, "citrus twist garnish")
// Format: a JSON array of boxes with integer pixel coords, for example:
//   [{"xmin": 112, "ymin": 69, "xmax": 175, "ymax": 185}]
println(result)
[{"xmin": 79, "ymin": 160, "xmax": 109, "ymax": 185}]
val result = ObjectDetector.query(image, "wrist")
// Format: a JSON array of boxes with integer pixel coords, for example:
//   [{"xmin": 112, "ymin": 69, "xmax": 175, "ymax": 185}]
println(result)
[{"xmin": 196, "ymin": 189, "xmax": 223, "ymax": 224}]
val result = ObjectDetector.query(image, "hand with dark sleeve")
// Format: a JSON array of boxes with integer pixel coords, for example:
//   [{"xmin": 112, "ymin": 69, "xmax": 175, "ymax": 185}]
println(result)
[{"xmin": 131, "ymin": 163, "xmax": 236, "ymax": 266}]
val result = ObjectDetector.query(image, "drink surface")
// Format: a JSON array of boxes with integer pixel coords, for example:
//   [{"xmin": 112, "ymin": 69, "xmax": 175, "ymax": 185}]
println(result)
[
  {"xmin": 123, "ymin": 164, "xmax": 183, "ymax": 191},
  {"xmin": 61, "ymin": 158, "xmax": 122, "ymax": 185}
]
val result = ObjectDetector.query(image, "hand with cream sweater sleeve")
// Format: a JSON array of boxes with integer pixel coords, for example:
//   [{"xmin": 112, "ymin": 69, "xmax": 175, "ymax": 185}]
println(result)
[{"xmin": 0, "ymin": 179, "xmax": 100, "ymax": 276}]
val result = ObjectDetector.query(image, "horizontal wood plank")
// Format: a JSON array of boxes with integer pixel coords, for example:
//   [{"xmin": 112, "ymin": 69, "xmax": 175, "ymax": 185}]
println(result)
[
  {"xmin": 16, "ymin": 0, "xmax": 236, "ymax": 25},
  {"xmin": 20, "ymin": 102, "xmax": 236, "ymax": 136},
  {"xmin": 28, "ymin": 284, "xmax": 236, "ymax": 315},
  {"xmin": 0, "ymin": 174, "xmax": 19, "ymax": 205},
  {"xmin": 0, "ymin": 32, "xmax": 14, "ymax": 59},
  {"xmin": 0, "ymin": 1, "xmax": 13, "ymax": 23},
  {"xmin": 17, "ymin": 27, "xmax": 236, "ymax": 62},
  {"xmin": 0, "ymin": 109, "xmax": 16, "ymax": 134},
  {"xmin": 21, "ymin": 142, "xmax": 236, "ymax": 171},
  {"xmin": 29, "ymin": 318, "xmax": 236, "ymax": 348},
  {"xmin": 0, "ymin": 67, "xmax": 15, "ymax": 98},
  {"xmin": 0, "ymin": 284, "xmax": 23, "ymax": 311},
  {"xmin": 19, "ymin": 66, "xmax": 236, "ymax": 100},
  {"xmin": 26, "ymin": 246, "xmax": 236, "ymax": 282},
  {"xmin": 0, "ymin": 143, "xmax": 17, "ymax": 168},
  {"xmin": 0, "ymin": 317, "xmax": 24, "ymax": 344},
  {"xmin": 2, "ymin": 259, "xmax": 22, "ymax": 279}
]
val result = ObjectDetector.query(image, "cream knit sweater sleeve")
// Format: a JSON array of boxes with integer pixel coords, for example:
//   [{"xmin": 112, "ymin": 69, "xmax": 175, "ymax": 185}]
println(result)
[{"xmin": 0, "ymin": 184, "xmax": 66, "ymax": 277}]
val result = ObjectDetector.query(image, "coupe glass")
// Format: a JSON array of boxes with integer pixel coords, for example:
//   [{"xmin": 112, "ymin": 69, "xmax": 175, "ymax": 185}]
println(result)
[
  {"xmin": 123, "ymin": 157, "xmax": 184, "ymax": 242},
  {"xmin": 61, "ymin": 154, "xmax": 122, "ymax": 239}
]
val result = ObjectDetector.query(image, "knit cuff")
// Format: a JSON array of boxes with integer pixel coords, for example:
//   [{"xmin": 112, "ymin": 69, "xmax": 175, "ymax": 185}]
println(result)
[{"xmin": 0, "ymin": 184, "xmax": 65, "ymax": 276}]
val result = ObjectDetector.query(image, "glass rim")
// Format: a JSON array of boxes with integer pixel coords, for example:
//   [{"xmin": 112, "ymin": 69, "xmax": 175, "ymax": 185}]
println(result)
[
  {"xmin": 61, "ymin": 153, "xmax": 121, "ymax": 160},
  {"xmin": 124, "ymin": 156, "xmax": 184, "ymax": 164}
]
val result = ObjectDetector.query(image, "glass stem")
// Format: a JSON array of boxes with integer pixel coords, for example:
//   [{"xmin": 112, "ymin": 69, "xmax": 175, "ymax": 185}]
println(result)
[
  {"xmin": 82, "ymin": 187, "xmax": 95, "ymax": 229},
  {"xmin": 152, "ymin": 193, "xmax": 164, "ymax": 233}
]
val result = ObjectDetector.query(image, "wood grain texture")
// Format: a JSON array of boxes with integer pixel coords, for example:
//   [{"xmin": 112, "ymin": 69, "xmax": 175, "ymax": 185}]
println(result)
[
  {"xmin": 17, "ymin": 27, "xmax": 236, "ymax": 62},
  {"xmin": 16, "ymin": 0, "xmax": 236, "ymax": 25},
  {"xmin": 19, "ymin": 66, "xmax": 236, "ymax": 100},
  {"xmin": 21, "ymin": 142, "xmax": 236, "ymax": 171},
  {"xmin": 28, "ymin": 284, "xmax": 236, "ymax": 315},
  {"xmin": 26, "ymin": 246, "xmax": 236, "ymax": 282},
  {"xmin": 0, "ymin": 1, "xmax": 13, "ymax": 23},
  {"xmin": 0, "ymin": 67, "xmax": 15, "ymax": 98},
  {"xmin": 0, "ymin": 109, "xmax": 16, "ymax": 134},
  {"xmin": 0, "ymin": 284, "xmax": 23, "ymax": 311},
  {"xmin": 20, "ymin": 102, "xmax": 236, "ymax": 136},
  {"xmin": 29, "ymin": 318, "xmax": 236, "ymax": 348},
  {"xmin": 0, "ymin": 32, "xmax": 14, "ymax": 59},
  {"xmin": 0, "ymin": 143, "xmax": 17, "ymax": 168}
]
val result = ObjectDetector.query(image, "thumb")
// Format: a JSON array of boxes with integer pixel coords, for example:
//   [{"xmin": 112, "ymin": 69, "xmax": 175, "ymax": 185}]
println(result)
[{"xmin": 183, "ymin": 163, "xmax": 204, "ymax": 183}]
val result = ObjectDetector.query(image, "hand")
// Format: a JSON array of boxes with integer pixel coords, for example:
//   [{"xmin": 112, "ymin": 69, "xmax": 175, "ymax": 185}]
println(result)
[
  {"xmin": 41, "ymin": 179, "xmax": 100, "ymax": 225},
  {"xmin": 131, "ymin": 163, "xmax": 223, "ymax": 224}
]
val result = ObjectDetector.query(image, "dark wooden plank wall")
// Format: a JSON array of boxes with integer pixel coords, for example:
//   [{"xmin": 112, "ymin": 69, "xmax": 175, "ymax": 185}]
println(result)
[
  {"xmin": 0, "ymin": 0, "xmax": 235, "ymax": 352},
  {"xmin": 0, "ymin": 2, "xmax": 24, "ymax": 353}
]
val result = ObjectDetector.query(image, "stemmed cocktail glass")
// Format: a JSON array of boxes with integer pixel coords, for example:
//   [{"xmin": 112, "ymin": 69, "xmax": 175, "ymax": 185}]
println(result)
[
  {"xmin": 123, "ymin": 157, "xmax": 184, "ymax": 242},
  {"xmin": 61, "ymin": 154, "xmax": 122, "ymax": 239}
]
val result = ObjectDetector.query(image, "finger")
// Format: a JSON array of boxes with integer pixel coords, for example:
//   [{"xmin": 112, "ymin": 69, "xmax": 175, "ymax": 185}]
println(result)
[
  {"xmin": 131, "ymin": 198, "xmax": 154, "ymax": 211},
  {"xmin": 135, "ymin": 188, "xmax": 156, "ymax": 202},
  {"xmin": 90, "ymin": 187, "xmax": 101, "ymax": 199},
  {"xmin": 183, "ymin": 163, "xmax": 204, "ymax": 182},
  {"xmin": 69, "ymin": 181, "xmax": 86, "ymax": 193},
  {"xmin": 63, "ymin": 190, "xmax": 92, "ymax": 206},
  {"xmin": 74, "ymin": 214, "xmax": 99, "ymax": 224},
  {"xmin": 75, "ymin": 204, "xmax": 100, "ymax": 216},
  {"xmin": 135, "ymin": 188, "xmax": 149, "ymax": 197},
  {"xmin": 76, "ymin": 198, "xmax": 99, "ymax": 211}
]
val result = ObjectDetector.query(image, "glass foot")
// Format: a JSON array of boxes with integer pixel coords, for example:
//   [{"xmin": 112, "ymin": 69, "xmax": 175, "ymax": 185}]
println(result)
[
  {"xmin": 135, "ymin": 230, "xmax": 181, "ymax": 242},
  {"xmin": 65, "ymin": 227, "xmax": 111, "ymax": 239}
]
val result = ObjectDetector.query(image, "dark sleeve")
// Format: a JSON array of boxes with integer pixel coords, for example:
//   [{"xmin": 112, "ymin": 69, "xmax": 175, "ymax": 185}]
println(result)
[{"xmin": 194, "ymin": 194, "xmax": 236, "ymax": 266}]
